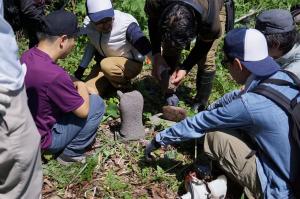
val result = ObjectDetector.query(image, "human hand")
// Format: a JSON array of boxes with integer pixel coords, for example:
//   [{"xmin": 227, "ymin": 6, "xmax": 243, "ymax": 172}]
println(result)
[
  {"xmin": 152, "ymin": 53, "xmax": 169, "ymax": 80},
  {"xmin": 170, "ymin": 69, "xmax": 187, "ymax": 86},
  {"xmin": 145, "ymin": 139, "xmax": 161, "ymax": 161},
  {"xmin": 73, "ymin": 80, "xmax": 83, "ymax": 89},
  {"xmin": 0, "ymin": 90, "xmax": 11, "ymax": 118},
  {"xmin": 86, "ymin": 86, "xmax": 98, "ymax": 95}
]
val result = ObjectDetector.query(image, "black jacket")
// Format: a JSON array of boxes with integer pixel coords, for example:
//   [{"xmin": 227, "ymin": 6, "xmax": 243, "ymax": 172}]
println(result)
[
  {"xmin": 145, "ymin": 0, "xmax": 224, "ymax": 71},
  {"xmin": 4, "ymin": 0, "xmax": 45, "ymax": 31}
]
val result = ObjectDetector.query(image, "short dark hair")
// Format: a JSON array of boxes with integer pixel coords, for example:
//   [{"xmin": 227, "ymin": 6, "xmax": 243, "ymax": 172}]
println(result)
[
  {"xmin": 36, "ymin": 32, "xmax": 75, "ymax": 42},
  {"xmin": 264, "ymin": 29, "xmax": 300, "ymax": 55},
  {"xmin": 160, "ymin": 3, "xmax": 197, "ymax": 50},
  {"xmin": 37, "ymin": 32, "xmax": 60, "ymax": 42},
  {"xmin": 291, "ymin": 4, "xmax": 300, "ymax": 17}
]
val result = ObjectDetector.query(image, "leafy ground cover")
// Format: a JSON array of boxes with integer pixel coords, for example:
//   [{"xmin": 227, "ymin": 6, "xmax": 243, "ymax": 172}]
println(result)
[
  {"xmin": 16, "ymin": 0, "xmax": 298, "ymax": 198},
  {"xmin": 41, "ymin": 67, "xmax": 197, "ymax": 199}
]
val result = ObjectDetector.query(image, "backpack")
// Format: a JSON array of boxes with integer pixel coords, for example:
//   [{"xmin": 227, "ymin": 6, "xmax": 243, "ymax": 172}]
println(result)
[
  {"xmin": 251, "ymin": 70, "xmax": 300, "ymax": 198},
  {"xmin": 3, "ymin": 0, "xmax": 22, "ymax": 31}
]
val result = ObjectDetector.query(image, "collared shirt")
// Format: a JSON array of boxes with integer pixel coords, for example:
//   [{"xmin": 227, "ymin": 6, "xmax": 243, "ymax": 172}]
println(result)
[
  {"xmin": 276, "ymin": 42, "xmax": 300, "ymax": 78},
  {"xmin": 155, "ymin": 71, "xmax": 300, "ymax": 198},
  {"xmin": 21, "ymin": 47, "xmax": 84, "ymax": 149},
  {"xmin": 0, "ymin": 1, "xmax": 26, "ymax": 91}
]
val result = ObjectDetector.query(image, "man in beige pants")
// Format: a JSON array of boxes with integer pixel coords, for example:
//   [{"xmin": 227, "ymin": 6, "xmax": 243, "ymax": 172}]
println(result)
[
  {"xmin": 74, "ymin": 0, "xmax": 152, "ymax": 96},
  {"xmin": 0, "ymin": 1, "xmax": 42, "ymax": 198}
]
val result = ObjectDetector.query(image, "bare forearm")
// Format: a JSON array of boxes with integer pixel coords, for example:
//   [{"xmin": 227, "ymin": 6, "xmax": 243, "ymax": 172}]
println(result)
[
  {"xmin": 73, "ymin": 81, "xmax": 90, "ymax": 118},
  {"xmin": 76, "ymin": 82, "xmax": 89, "ymax": 103}
]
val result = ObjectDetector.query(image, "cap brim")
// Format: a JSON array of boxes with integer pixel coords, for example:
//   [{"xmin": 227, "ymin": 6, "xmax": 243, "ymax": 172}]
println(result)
[
  {"xmin": 88, "ymin": 8, "xmax": 114, "ymax": 23},
  {"xmin": 65, "ymin": 27, "xmax": 82, "ymax": 37},
  {"xmin": 241, "ymin": 56, "xmax": 280, "ymax": 77}
]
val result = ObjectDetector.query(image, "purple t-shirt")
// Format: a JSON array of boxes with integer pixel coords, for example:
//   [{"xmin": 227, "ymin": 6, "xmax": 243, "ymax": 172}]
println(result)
[{"xmin": 21, "ymin": 47, "xmax": 84, "ymax": 149}]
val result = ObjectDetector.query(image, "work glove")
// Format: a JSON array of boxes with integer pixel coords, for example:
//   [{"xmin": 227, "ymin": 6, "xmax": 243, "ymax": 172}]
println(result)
[
  {"xmin": 162, "ymin": 105, "xmax": 187, "ymax": 122},
  {"xmin": 166, "ymin": 93, "xmax": 179, "ymax": 106},
  {"xmin": 145, "ymin": 139, "xmax": 161, "ymax": 161}
]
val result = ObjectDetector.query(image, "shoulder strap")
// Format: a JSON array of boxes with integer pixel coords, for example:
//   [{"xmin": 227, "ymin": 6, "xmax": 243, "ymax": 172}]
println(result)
[
  {"xmin": 252, "ymin": 84, "xmax": 300, "ymax": 197},
  {"xmin": 259, "ymin": 70, "xmax": 300, "ymax": 89},
  {"xmin": 260, "ymin": 79, "xmax": 300, "ymax": 90},
  {"xmin": 252, "ymin": 84, "xmax": 292, "ymax": 113},
  {"xmin": 205, "ymin": 0, "xmax": 217, "ymax": 26},
  {"xmin": 253, "ymin": 84, "xmax": 300, "ymax": 145},
  {"xmin": 178, "ymin": 0, "xmax": 206, "ymax": 17},
  {"xmin": 283, "ymin": 70, "xmax": 300, "ymax": 87},
  {"xmin": 224, "ymin": 0, "xmax": 235, "ymax": 32}
]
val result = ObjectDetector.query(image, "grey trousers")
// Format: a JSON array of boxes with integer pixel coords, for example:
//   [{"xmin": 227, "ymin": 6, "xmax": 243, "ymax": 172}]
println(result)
[{"xmin": 0, "ymin": 86, "xmax": 42, "ymax": 199}]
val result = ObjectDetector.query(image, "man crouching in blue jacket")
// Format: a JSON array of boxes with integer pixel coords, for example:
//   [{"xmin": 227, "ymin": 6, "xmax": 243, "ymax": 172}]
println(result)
[{"xmin": 145, "ymin": 28, "xmax": 300, "ymax": 199}]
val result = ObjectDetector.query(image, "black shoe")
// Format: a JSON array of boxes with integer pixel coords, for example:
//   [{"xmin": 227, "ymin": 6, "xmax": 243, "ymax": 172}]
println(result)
[
  {"xmin": 74, "ymin": 67, "xmax": 86, "ymax": 80},
  {"xmin": 57, "ymin": 153, "xmax": 86, "ymax": 165},
  {"xmin": 192, "ymin": 102, "xmax": 206, "ymax": 113}
]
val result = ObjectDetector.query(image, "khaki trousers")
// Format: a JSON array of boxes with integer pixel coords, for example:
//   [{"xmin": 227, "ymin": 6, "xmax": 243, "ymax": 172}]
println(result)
[
  {"xmin": 85, "ymin": 57, "xmax": 143, "ymax": 95},
  {"xmin": 204, "ymin": 131, "xmax": 263, "ymax": 199},
  {"xmin": 0, "ymin": 86, "xmax": 42, "ymax": 199}
]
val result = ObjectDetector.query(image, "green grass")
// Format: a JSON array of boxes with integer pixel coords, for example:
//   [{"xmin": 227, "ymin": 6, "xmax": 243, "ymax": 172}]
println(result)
[{"xmin": 16, "ymin": 0, "xmax": 299, "ymax": 198}]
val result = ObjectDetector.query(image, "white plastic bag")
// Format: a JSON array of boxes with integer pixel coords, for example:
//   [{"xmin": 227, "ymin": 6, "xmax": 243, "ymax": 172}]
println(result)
[{"xmin": 180, "ymin": 175, "xmax": 227, "ymax": 199}]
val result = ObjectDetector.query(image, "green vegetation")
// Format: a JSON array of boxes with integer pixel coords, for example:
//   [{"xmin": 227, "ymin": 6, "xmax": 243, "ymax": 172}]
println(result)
[{"xmin": 17, "ymin": 0, "xmax": 298, "ymax": 198}]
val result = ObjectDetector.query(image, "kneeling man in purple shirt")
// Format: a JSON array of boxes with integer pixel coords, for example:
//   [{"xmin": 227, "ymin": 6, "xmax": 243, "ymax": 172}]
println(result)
[{"xmin": 21, "ymin": 10, "xmax": 105, "ymax": 165}]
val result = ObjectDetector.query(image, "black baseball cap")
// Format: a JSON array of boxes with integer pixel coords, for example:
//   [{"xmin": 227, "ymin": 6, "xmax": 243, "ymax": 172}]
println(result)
[
  {"xmin": 255, "ymin": 9, "xmax": 296, "ymax": 34},
  {"xmin": 41, "ymin": 10, "xmax": 80, "ymax": 36}
]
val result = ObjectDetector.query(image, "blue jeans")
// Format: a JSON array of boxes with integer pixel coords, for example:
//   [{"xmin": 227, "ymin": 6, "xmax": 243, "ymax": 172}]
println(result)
[{"xmin": 48, "ymin": 95, "xmax": 105, "ymax": 157}]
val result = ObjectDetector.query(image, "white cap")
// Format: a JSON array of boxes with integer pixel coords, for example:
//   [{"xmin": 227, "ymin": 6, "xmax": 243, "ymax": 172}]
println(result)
[
  {"xmin": 224, "ymin": 28, "xmax": 280, "ymax": 76},
  {"xmin": 86, "ymin": 0, "xmax": 114, "ymax": 22}
]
